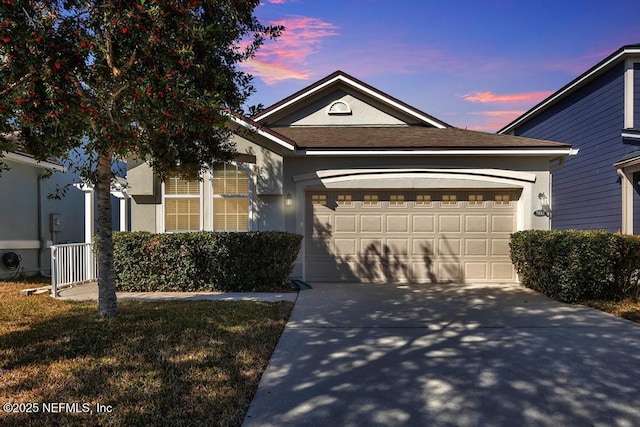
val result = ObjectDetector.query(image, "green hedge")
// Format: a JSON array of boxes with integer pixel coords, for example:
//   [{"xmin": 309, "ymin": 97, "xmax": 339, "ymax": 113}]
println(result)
[
  {"xmin": 510, "ymin": 230, "xmax": 640, "ymax": 302},
  {"xmin": 113, "ymin": 231, "xmax": 303, "ymax": 292}
]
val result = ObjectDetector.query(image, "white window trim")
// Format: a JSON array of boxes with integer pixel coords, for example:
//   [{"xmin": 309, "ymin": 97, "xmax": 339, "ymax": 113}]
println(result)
[
  {"xmin": 615, "ymin": 161, "xmax": 640, "ymax": 234},
  {"xmin": 161, "ymin": 179, "xmax": 204, "ymax": 233},
  {"xmin": 210, "ymin": 162, "xmax": 254, "ymax": 232}
]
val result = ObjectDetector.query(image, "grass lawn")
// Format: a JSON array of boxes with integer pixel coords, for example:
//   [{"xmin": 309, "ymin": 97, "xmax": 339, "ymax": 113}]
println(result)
[
  {"xmin": 584, "ymin": 299, "xmax": 640, "ymax": 323},
  {"xmin": 0, "ymin": 279, "xmax": 293, "ymax": 426}
]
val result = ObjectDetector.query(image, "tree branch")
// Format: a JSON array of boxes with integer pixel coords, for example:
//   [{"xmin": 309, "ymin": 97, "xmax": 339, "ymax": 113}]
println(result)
[
  {"xmin": 120, "ymin": 49, "xmax": 137, "ymax": 76},
  {"xmin": 111, "ymin": 85, "xmax": 128, "ymax": 101},
  {"xmin": 70, "ymin": 74, "xmax": 100, "ymax": 134},
  {"xmin": 103, "ymin": 28, "xmax": 136, "ymax": 80},
  {"xmin": 0, "ymin": 73, "xmax": 33, "ymax": 97},
  {"xmin": 103, "ymin": 28, "xmax": 121, "ymax": 77}
]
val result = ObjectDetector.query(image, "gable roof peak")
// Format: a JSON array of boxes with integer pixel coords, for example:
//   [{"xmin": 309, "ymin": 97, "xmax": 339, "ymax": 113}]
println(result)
[{"xmin": 252, "ymin": 70, "xmax": 451, "ymax": 129}]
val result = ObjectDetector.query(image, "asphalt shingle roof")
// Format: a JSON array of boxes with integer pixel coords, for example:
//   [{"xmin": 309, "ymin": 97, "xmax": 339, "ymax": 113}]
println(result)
[{"xmin": 272, "ymin": 126, "xmax": 572, "ymax": 150}]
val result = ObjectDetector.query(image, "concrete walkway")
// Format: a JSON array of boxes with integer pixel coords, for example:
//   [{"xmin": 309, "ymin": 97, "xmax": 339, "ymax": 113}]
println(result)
[
  {"xmin": 56, "ymin": 281, "xmax": 298, "ymax": 303},
  {"xmin": 243, "ymin": 282, "xmax": 640, "ymax": 427}
]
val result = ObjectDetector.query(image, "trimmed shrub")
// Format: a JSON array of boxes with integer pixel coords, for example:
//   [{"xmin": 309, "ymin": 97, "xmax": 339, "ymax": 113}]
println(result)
[
  {"xmin": 113, "ymin": 231, "xmax": 303, "ymax": 292},
  {"xmin": 510, "ymin": 230, "xmax": 640, "ymax": 302}
]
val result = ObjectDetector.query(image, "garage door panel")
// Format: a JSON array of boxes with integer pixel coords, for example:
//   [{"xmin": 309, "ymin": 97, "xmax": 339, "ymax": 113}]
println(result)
[
  {"xmin": 387, "ymin": 215, "xmax": 409, "ymax": 232},
  {"xmin": 312, "ymin": 214, "xmax": 332, "ymax": 237},
  {"xmin": 361, "ymin": 238, "xmax": 383, "ymax": 255},
  {"xmin": 464, "ymin": 262, "xmax": 488, "ymax": 280},
  {"xmin": 386, "ymin": 238, "xmax": 409, "ymax": 255},
  {"xmin": 465, "ymin": 215, "xmax": 488, "ymax": 233},
  {"xmin": 411, "ymin": 262, "xmax": 437, "ymax": 282},
  {"xmin": 438, "ymin": 237, "xmax": 462, "ymax": 256},
  {"xmin": 361, "ymin": 215, "xmax": 383, "ymax": 232},
  {"xmin": 334, "ymin": 238, "xmax": 357, "ymax": 256},
  {"xmin": 439, "ymin": 215, "xmax": 462, "ymax": 233},
  {"xmin": 412, "ymin": 238, "xmax": 436, "ymax": 255},
  {"xmin": 357, "ymin": 261, "xmax": 384, "ymax": 281},
  {"xmin": 412, "ymin": 215, "xmax": 435, "ymax": 232},
  {"xmin": 308, "ymin": 261, "xmax": 358, "ymax": 281},
  {"xmin": 491, "ymin": 262, "xmax": 515, "ymax": 280},
  {"xmin": 465, "ymin": 239, "xmax": 488, "ymax": 256},
  {"xmin": 438, "ymin": 262, "xmax": 462, "ymax": 281},
  {"xmin": 307, "ymin": 190, "xmax": 517, "ymax": 283},
  {"xmin": 335, "ymin": 215, "xmax": 357, "ymax": 232},
  {"xmin": 307, "ymin": 238, "xmax": 333, "ymax": 256},
  {"xmin": 492, "ymin": 215, "xmax": 514, "ymax": 232},
  {"xmin": 491, "ymin": 239, "xmax": 511, "ymax": 256}
]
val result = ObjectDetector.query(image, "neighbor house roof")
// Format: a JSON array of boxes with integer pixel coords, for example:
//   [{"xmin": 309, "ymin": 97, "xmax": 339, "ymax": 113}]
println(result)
[
  {"xmin": 252, "ymin": 70, "xmax": 451, "ymax": 129},
  {"xmin": 273, "ymin": 126, "xmax": 573, "ymax": 151},
  {"xmin": 498, "ymin": 44, "xmax": 640, "ymax": 134},
  {"xmin": 1, "ymin": 132, "xmax": 64, "ymax": 170}
]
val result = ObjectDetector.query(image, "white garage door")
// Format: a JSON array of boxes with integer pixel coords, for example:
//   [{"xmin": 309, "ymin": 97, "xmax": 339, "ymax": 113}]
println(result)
[{"xmin": 306, "ymin": 190, "xmax": 518, "ymax": 283}]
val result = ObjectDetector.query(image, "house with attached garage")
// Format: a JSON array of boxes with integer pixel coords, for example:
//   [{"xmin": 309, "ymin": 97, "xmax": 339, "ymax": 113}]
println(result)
[
  {"xmin": 498, "ymin": 44, "xmax": 640, "ymax": 234},
  {"xmin": 127, "ymin": 71, "xmax": 576, "ymax": 284}
]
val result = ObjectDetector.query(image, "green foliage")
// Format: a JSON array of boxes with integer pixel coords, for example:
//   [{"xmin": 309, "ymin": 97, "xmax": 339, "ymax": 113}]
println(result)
[
  {"xmin": 510, "ymin": 230, "xmax": 640, "ymax": 302},
  {"xmin": 0, "ymin": 0, "xmax": 283, "ymax": 175},
  {"xmin": 113, "ymin": 231, "xmax": 303, "ymax": 292},
  {"xmin": 0, "ymin": 0, "xmax": 282, "ymax": 315}
]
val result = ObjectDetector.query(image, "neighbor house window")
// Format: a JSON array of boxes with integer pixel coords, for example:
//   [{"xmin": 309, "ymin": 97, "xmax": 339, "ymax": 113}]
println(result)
[
  {"xmin": 164, "ymin": 176, "xmax": 202, "ymax": 232},
  {"xmin": 213, "ymin": 164, "xmax": 251, "ymax": 231}
]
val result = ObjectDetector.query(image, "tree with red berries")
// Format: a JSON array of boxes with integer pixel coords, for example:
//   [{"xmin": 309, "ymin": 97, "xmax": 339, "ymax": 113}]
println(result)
[{"xmin": 0, "ymin": 0, "xmax": 281, "ymax": 316}]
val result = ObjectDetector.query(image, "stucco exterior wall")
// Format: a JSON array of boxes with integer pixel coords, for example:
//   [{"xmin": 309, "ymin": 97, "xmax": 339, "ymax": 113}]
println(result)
[
  {"xmin": 0, "ymin": 160, "xmax": 84, "ymax": 278},
  {"xmin": 127, "ymin": 134, "xmax": 286, "ymax": 234},
  {"xmin": 279, "ymin": 155, "xmax": 554, "ymax": 279}
]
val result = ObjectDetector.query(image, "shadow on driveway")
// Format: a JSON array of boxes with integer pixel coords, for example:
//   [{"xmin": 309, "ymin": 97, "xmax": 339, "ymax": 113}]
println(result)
[{"xmin": 244, "ymin": 282, "xmax": 640, "ymax": 426}]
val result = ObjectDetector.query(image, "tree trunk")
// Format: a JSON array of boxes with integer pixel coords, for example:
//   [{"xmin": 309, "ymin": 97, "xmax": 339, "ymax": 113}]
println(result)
[{"xmin": 96, "ymin": 151, "xmax": 117, "ymax": 317}]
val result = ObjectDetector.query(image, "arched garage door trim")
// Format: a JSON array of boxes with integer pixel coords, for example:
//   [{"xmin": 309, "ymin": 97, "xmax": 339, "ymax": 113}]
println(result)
[{"xmin": 293, "ymin": 168, "xmax": 534, "ymax": 282}]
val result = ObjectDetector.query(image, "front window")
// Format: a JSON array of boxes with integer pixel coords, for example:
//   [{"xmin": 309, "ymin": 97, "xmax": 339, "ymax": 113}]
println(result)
[
  {"xmin": 164, "ymin": 177, "xmax": 202, "ymax": 232},
  {"xmin": 213, "ymin": 164, "xmax": 251, "ymax": 231}
]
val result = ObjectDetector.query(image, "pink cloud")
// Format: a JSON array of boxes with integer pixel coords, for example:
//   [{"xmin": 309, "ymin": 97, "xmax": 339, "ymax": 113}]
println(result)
[
  {"xmin": 462, "ymin": 91, "xmax": 552, "ymax": 104},
  {"xmin": 461, "ymin": 110, "xmax": 527, "ymax": 132},
  {"xmin": 267, "ymin": 0, "xmax": 287, "ymax": 3},
  {"xmin": 242, "ymin": 16, "xmax": 339, "ymax": 85}
]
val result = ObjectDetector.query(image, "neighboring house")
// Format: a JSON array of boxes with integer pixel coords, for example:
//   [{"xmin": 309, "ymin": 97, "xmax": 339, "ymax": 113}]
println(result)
[
  {"xmin": 127, "ymin": 71, "xmax": 574, "ymax": 283},
  {"xmin": 0, "ymin": 149, "xmax": 84, "ymax": 279},
  {"xmin": 498, "ymin": 44, "xmax": 640, "ymax": 234}
]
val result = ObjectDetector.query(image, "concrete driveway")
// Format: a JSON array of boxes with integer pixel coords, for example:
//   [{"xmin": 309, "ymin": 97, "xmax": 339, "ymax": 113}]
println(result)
[{"xmin": 243, "ymin": 282, "xmax": 640, "ymax": 427}]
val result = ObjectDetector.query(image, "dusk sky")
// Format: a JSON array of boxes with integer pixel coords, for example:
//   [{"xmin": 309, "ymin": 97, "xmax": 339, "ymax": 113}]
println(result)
[{"xmin": 242, "ymin": 0, "xmax": 639, "ymax": 132}]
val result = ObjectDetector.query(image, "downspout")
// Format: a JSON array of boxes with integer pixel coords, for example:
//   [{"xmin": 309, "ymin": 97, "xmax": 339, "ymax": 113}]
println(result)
[{"xmin": 37, "ymin": 174, "xmax": 51, "ymax": 277}]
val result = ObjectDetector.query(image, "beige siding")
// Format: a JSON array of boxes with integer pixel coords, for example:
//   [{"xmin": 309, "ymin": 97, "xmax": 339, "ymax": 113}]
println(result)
[{"xmin": 270, "ymin": 87, "xmax": 423, "ymax": 127}]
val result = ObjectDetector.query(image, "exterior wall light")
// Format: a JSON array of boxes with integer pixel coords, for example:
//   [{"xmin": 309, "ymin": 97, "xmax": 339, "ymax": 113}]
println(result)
[{"xmin": 285, "ymin": 193, "xmax": 293, "ymax": 206}]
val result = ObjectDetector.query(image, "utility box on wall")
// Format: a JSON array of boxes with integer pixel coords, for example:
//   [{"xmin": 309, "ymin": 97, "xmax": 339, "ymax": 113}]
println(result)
[{"xmin": 50, "ymin": 214, "xmax": 63, "ymax": 232}]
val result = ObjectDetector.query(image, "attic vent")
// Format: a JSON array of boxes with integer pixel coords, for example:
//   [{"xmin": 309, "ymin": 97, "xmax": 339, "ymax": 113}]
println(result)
[{"xmin": 328, "ymin": 100, "xmax": 352, "ymax": 115}]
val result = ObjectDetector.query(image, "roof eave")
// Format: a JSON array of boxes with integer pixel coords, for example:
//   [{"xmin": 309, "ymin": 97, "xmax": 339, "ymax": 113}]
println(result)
[
  {"xmin": 298, "ymin": 148, "xmax": 576, "ymax": 156},
  {"xmin": 2, "ymin": 151, "xmax": 65, "ymax": 171},
  {"xmin": 227, "ymin": 113, "xmax": 297, "ymax": 152},
  {"xmin": 498, "ymin": 44, "xmax": 640, "ymax": 134}
]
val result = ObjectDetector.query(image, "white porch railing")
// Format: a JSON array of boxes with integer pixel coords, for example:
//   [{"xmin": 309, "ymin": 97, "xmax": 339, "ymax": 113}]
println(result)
[{"xmin": 51, "ymin": 242, "xmax": 98, "ymax": 297}]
